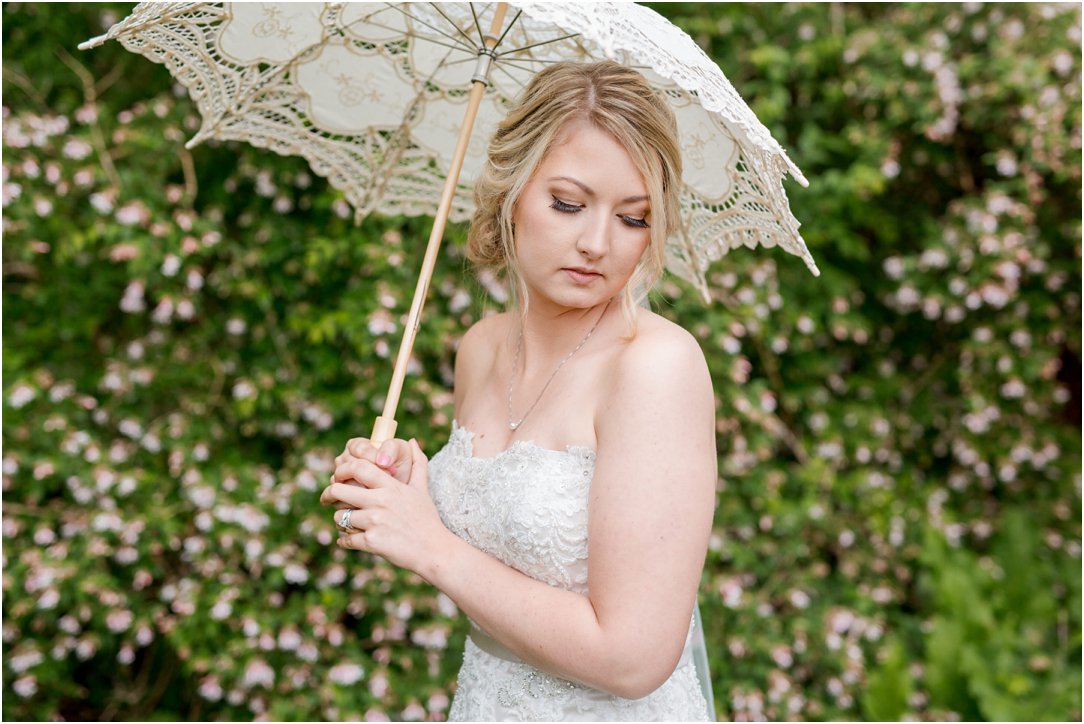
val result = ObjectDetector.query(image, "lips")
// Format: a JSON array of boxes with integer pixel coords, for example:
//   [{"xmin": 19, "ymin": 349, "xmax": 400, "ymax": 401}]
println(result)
[{"xmin": 563, "ymin": 267, "xmax": 603, "ymax": 284}]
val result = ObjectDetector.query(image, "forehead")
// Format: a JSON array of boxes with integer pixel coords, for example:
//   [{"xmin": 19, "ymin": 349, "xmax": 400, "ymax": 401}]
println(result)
[{"xmin": 536, "ymin": 121, "xmax": 648, "ymax": 198}]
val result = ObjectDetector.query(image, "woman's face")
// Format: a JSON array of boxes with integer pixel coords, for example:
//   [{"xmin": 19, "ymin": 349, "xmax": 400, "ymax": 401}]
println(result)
[{"xmin": 512, "ymin": 120, "xmax": 652, "ymax": 313}]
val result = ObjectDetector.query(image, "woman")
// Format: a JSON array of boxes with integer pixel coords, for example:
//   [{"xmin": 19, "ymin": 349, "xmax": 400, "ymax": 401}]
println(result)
[{"xmin": 321, "ymin": 61, "xmax": 717, "ymax": 721}]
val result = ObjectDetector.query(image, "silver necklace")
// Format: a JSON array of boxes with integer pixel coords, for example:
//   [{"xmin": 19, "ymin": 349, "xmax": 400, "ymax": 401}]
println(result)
[{"xmin": 507, "ymin": 299, "xmax": 612, "ymax": 431}]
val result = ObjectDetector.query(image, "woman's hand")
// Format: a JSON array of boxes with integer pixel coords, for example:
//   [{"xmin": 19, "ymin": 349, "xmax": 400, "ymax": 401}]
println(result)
[
  {"xmin": 335, "ymin": 436, "xmax": 414, "ymax": 485},
  {"xmin": 320, "ymin": 439, "xmax": 450, "ymax": 577}
]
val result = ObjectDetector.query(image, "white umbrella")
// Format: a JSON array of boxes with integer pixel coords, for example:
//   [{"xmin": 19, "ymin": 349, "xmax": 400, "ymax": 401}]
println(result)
[{"xmin": 81, "ymin": 1, "xmax": 819, "ymax": 444}]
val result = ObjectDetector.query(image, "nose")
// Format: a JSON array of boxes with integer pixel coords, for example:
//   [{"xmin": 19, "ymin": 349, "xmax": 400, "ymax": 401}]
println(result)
[{"xmin": 575, "ymin": 212, "xmax": 610, "ymax": 260}]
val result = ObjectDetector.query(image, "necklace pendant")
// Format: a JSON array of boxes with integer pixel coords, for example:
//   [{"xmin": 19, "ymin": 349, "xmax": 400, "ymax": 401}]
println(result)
[{"xmin": 509, "ymin": 421, "xmax": 519, "ymax": 431}]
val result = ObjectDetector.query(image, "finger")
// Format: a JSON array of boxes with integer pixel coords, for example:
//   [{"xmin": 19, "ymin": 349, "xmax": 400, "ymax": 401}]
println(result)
[
  {"xmin": 407, "ymin": 438, "xmax": 429, "ymax": 486},
  {"xmin": 333, "ymin": 458, "xmax": 396, "ymax": 489},
  {"xmin": 334, "ymin": 508, "xmax": 357, "ymax": 532},
  {"xmin": 320, "ymin": 482, "xmax": 380, "ymax": 508},
  {"xmin": 337, "ymin": 531, "xmax": 370, "ymax": 552},
  {"xmin": 376, "ymin": 438, "xmax": 412, "ymax": 479},
  {"xmin": 345, "ymin": 437, "xmax": 379, "ymax": 462},
  {"xmin": 335, "ymin": 507, "xmax": 377, "ymax": 533},
  {"xmin": 335, "ymin": 438, "xmax": 377, "ymax": 468}
]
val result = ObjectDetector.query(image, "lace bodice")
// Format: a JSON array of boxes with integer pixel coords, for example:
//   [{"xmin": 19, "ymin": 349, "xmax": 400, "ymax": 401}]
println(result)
[
  {"xmin": 428, "ymin": 422, "xmax": 596, "ymax": 594},
  {"xmin": 427, "ymin": 422, "xmax": 712, "ymax": 721}
]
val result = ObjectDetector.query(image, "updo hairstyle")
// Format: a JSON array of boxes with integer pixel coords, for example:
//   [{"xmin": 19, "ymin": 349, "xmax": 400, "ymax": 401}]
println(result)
[{"xmin": 467, "ymin": 60, "xmax": 682, "ymax": 328}]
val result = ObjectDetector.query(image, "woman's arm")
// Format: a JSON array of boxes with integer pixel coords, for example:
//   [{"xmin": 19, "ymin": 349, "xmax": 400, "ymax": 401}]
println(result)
[{"xmin": 324, "ymin": 324, "xmax": 716, "ymax": 699}]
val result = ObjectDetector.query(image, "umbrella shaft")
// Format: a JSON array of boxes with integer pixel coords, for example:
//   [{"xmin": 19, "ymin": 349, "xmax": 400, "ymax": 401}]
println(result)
[{"xmin": 372, "ymin": 2, "xmax": 509, "ymax": 447}]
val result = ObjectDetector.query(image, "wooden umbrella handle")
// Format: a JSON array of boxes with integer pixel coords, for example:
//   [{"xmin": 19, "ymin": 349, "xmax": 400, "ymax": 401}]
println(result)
[{"xmin": 370, "ymin": 3, "xmax": 509, "ymax": 447}]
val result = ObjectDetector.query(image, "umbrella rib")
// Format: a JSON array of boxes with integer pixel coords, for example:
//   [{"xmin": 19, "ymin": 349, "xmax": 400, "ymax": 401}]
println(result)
[
  {"xmin": 383, "ymin": 3, "xmax": 476, "ymax": 52},
  {"xmin": 491, "ymin": 61, "xmax": 530, "ymax": 90},
  {"xmin": 468, "ymin": 2, "xmax": 487, "ymax": 47},
  {"xmin": 428, "ymin": 2, "xmax": 482, "ymax": 51},
  {"xmin": 491, "ymin": 8, "xmax": 523, "ymax": 50},
  {"xmin": 499, "ymin": 32, "xmax": 581, "ymax": 57},
  {"xmin": 346, "ymin": 16, "xmax": 474, "ymax": 56}
]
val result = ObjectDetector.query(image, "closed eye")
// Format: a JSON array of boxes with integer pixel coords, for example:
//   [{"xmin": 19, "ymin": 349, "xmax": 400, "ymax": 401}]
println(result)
[
  {"xmin": 550, "ymin": 197, "xmax": 583, "ymax": 214},
  {"xmin": 620, "ymin": 215, "xmax": 650, "ymax": 229}
]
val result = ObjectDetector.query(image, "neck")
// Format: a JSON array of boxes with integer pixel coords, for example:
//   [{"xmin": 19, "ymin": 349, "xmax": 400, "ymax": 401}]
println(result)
[{"xmin": 513, "ymin": 298, "xmax": 615, "ymax": 370}]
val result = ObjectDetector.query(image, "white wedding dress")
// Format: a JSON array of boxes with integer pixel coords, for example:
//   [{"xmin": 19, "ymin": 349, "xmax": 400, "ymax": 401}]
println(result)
[{"xmin": 427, "ymin": 421, "xmax": 714, "ymax": 722}]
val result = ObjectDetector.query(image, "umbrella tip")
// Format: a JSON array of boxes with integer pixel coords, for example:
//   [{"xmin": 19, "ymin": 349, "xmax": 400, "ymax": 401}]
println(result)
[{"xmin": 78, "ymin": 34, "xmax": 108, "ymax": 51}]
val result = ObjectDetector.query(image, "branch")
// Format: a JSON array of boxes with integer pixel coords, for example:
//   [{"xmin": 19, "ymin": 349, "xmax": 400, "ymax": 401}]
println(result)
[
  {"xmin": 2, "ymin": 68, "xmax": 49, "ymax": 113},
  {"xmin": 56, "ymin": 47, "xmax": 123, "ymax": 190},
  {"xmin": 179, "ymin": 146, "xmax": 198, "ymax": 206}
]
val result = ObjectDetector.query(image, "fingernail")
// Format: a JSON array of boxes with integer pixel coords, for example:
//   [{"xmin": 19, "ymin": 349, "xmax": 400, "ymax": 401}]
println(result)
[{"xmin": 376, "ymin": 453, "xmax": 391, "ymax": 467}]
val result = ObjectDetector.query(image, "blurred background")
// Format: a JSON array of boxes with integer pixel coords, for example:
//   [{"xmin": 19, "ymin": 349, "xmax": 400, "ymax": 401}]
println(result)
[{"xmin": 2, "ymin": 2, "xmax": 1080, "ymax": 721}]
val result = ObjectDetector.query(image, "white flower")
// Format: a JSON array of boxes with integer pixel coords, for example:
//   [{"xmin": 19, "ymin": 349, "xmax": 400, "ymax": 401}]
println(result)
[
  {"xmin": 161, "ymin": 254, "xmax": 181, "ymax": 277},
  {"xmin": 401, "ymin": 703, "xmax": 426, "ymax": 721},
  {"xmin": 719, "ymin": 578, "xmax": 743, "ymax": 608},
  {"xmin": 115, "ymin": 202, "xmax": 147, "ymax": 226},
  {"xmin": 895, "ymin": 286, "xmax": 920, "ymax": 308},
  {"xmin": 1000, "ymin": 379, "xmax": 1026, "ymax": 399},
  {"xmin": 199, "ymin": 676, "xmax": 223, "ymax": 702},
  {"xmin": 13, "ymin": 675, "xmax": 38, "ymax": 697},
  {"xmin": 62, "ymin": 138, "xmax": 92, "ymax": 160},
  {"xmin": 8, "ymin": 383, "xmax": 36, "ymax": 409},
  {"xmin": 151, "ymin": 298, "xmax": 174, "ymax": 324},
  {"xmin": 232, "ymin": 381, "xmax": 257, "ymax": 400},
  {"xmin": 277, "ymin": 628, "xmax": 302, "ymax": 651},
  {"xmin": 330, "ymin": 662, "xmax": 365, "ymax": 686},
  {"xmin": 284, "ymin": 563, "xmax": 309, "ymax": 584},
  {"xmin": 771, "ymin": 645, "xmax": 794, "ymax": 668},
  {"xmin": 106, "ymin": 609, "xmax": 133, "ymax": 633},
  {"xmin": 242, "ymin": 658, "xmax": 275, "ymax": 689},
  {"xmin": 120, "ymin": 281, "xmax": 145, "ymax": 314},
  {"xmin": 10, "ymin": 648, "xmax": 44, "ymax": 673},
  {"xmin": 118, "ymin": 418, "xmax": 143, "ymax": 439}
]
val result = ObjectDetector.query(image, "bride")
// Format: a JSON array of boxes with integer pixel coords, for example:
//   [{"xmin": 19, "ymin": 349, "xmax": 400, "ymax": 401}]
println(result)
[{"xmin": 321, "ymin": 61, "xmax": 717, "ymax": 721}]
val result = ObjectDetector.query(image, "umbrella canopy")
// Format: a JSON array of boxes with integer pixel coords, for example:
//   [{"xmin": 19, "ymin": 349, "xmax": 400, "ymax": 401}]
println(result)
[
  {"xmin": 81, "ymin": 1, "xmax": 819, "ymax": 442},
  {"xmin": 81, "ymin": 2, "xmax": 818, "ymax": 291}
]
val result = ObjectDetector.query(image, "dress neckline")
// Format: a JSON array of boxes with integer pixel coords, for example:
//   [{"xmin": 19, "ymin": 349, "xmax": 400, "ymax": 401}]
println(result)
[{"xmin": 450, "ymin": 420, "xmax": 596, "ymax": 462}]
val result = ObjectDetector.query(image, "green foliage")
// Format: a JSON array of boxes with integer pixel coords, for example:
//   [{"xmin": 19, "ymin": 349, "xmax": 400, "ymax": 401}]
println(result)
[
  {"xmin": 3, "ymin": 2, "xmax": 1081, "ymax": 721},
  {"xmin": 918, "ymin": 511, "xmax": 1082, "ymax": 721}
]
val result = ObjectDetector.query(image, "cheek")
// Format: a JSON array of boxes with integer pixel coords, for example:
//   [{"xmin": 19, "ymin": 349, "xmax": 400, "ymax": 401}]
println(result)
[{"xmin": 626, "ymin": 233, "xmax": 652, "ymax": 268}]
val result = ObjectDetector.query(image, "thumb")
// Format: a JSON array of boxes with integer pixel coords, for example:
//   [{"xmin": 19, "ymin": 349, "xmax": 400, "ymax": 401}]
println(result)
[{"xmin": 407, "ymin": 438, "xmax": 428, "ymax": 486}]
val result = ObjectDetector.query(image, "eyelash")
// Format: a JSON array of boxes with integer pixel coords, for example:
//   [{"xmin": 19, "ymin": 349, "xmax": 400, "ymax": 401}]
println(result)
[{"xmin": 549, "ymin": 197, "xmax": 650, "ymax": 229}]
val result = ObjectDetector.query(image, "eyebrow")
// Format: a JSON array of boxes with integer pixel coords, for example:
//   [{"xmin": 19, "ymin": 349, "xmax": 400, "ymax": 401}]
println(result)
[{"xmin": 548, "ymin": 176, "xmax": 649, "ymax": 205}]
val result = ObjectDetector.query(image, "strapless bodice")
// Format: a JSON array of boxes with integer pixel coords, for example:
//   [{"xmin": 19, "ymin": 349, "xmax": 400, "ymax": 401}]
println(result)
[{"xmin": 427, "ymin": 421, "xmax": 596, "ymax": 595}]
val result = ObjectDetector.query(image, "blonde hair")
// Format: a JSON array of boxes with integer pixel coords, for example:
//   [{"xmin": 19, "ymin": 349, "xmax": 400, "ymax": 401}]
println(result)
[{"xmin": 467, "ymin": 61, "xmax": 682, "ymax": 332}]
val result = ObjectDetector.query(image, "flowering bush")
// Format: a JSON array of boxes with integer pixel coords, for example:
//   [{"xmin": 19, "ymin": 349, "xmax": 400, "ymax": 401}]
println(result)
[{"xmin": 3, "ymin": 3, "xmax": 1080, "ymax": 721}]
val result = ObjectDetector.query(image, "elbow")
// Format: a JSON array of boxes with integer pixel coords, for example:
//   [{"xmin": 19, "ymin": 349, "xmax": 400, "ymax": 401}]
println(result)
[
  {"xmin": 607, "ymin": 678, "xmax": 668, "ymax": 702},
  {"xmin": 593, "ymin": 646, "xmax": 683, "ymax": 700},
  {"xmin": 603, "ymin": 668, "xmax": 675, "ymax": 701}
]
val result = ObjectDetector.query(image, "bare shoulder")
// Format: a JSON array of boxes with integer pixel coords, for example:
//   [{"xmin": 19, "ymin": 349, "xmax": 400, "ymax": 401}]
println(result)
[
  {"xmin": 457, "ymin": 312, "xmax": 511, "ymax": 367},
  {"xmin": 594, "ymin": 310, "xmax": 714, "ymax": 448},
  {"xmin": 454, "ymin": 312, "xmax": 512, "ymax": 403},
  {"xmin": 609, "ymin": 311, "xmax": 711, "ymax": 399}
]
